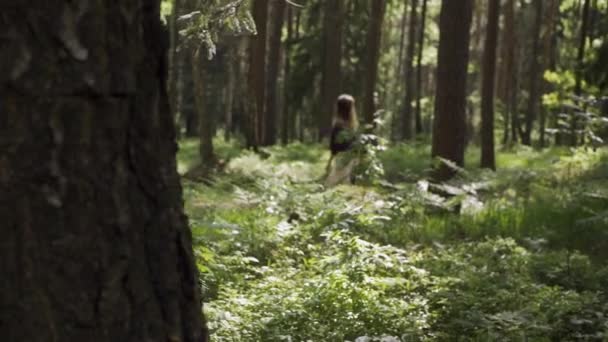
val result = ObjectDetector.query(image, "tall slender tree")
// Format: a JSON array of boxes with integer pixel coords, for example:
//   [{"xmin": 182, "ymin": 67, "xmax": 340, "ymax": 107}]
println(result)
[
  {"xmin": 497, "ymin": 0, "xmax": 517, "ymax": 144},
  {"xmin": 402, "ymin": 0, "xmax": 419, "ymax": 140},
  {"xmin": 432, "ymin": 0, "xmax": 474, "ymax": 181},
  {"xmin": 320, "ymin": 0, "xmax": 345, "ymax": 139},
  {"xmin": 539, "ymin": 0, "xmax": 559, "ymax": 148},
  {"xmin": 363, "ymin": 0, "xmax": 387, "ymax": 124},
  {"xmin": 522, "ymin": 0, "xmax": 543, "ymax": 146},
  {"xmin": 265, "ymin": 0, "xmax": 287, "ymax": 146},
  {"xmin": 415, "ymin": 0, "xmax": 428, "ymax": 135},
  {"xmin": 168, "ymin": 0, "xmax": 183, "ymax": 137},
  {"xmin": 248, "ymin": 0, "xmax": 269, "ymax": 148},
  {"xmin": 192, "ymin": 49, "xmax": 216, "ymax": 167},
  {"xmin": 392, "ymin": 1, "xmax": 409, "ymax": 141},
  {"xmin": 481, "ymin": 0, "xmax": 500, "ymax": 170},
  {"xmin": 573, "ymin": 0, "xmax": 591, "ymax": 145},
  {"xmin": 1, "ymin": 1, "xmax": 206, "ymax": 340},
  {"xmin": 283, "ymin": 7, "xmax": 294, "ymax": 145}
]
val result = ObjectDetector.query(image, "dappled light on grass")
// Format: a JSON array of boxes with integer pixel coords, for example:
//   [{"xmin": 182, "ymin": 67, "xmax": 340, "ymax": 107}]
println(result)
[{"xmin": 179, "ymin": 143, "xmax": 608, "ymax": 341}]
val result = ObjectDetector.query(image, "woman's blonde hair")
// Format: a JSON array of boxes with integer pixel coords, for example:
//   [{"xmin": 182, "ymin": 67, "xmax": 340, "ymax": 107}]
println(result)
[{"xmin": 333, "ymin": 94, "xmax": 359, "ymax": 130}]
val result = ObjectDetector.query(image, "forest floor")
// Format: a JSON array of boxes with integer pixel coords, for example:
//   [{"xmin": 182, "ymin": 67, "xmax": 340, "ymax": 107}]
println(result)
[{"xmin": 178, "ymin": 138, "xmax": 608, "ymax": 341}]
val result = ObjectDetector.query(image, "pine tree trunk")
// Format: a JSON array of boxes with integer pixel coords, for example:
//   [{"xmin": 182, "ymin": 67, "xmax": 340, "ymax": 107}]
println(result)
[
  {"xmin": 320, "ymin": 0, "xmax": 345, "ymax": 139},
  {"xmin": 168, "ymin": 0, "xmax": 183, "ymax": 138},
  {"xmin": 539, "ymin": 0, "xmax": 559, "ymax": 148},
  {"xmin": 192, "ymin": 49, "xmax": 216, "ymax": 167},
  {"xmin": 224, "ymin": 48, "xmax": 235, "ymax": 142},
  {"xmin": 0, "ymin": 1, "xmax": 206, "ymax": 341},
  {"xmin": 415, "ymin": 0, "xmax": 428, "ymax": 135},
  {"xmin": 573, "ymin": 0, "xmax": 591, "ymax": 145},
  {"xmin": 264, "ymin": 0, "xmax": 286, "ymax": 146},
  {"xmin": 508, "ymin": 0, "xmax": 520, "ymax": 144},
  {"xmin": 481, "ymin": 0, "xmax": 500, "ymax": 170},
  {"xmin": 498, "ymin": 0, "xmax": 517, "ymax": 145},
  {"xmin": 392, "ymin": 1, "xmax": 409, "ymax": 141},
  {"xmin": 402, "ymin": 0, "xmax": 419, "ymax": 140},
  {"xmin": 248, "ymin": 0, "xmax": 269, "ymax": 148},
  {"xmin": 522, "ymin": 0, "xmax": 543, "ymax": 146},
  {"xmin": 432, "ymin": 0, "xmax": 474, "ymax": 181},
  {"xmin": 363, "ymin": 0, "xmax": 387, "ymax": 124},
  {"xmin": 283, "ymin": 7, "xmax": 294, "ymax": 145}
]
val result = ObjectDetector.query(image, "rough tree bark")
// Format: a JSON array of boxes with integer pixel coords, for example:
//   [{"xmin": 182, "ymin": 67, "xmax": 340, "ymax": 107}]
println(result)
[
  {"xmin": 392, "ymin": 1, "xmax": 409, "ymax": 141},
  {"xmin": 224, "ymin": 48, "xmax": 235, "ymax": 142},
  {"xmin": 168, "ymin": 0, "xmax": 183, "ymax": 138},
  {"xmin": 283, "ymin": 6, "xmax": 294, "ymax": 145},
  {"xmin": 498, "ymin": 0, "xmax": 517, "ymax": 145},
  {"xmin": 522, "ymin": 0, "xmax": 543, "ymax": 146},
  {"xmin": 575, "ymin": 0, "xmax": 591, "ymax": 97},
  {"xmin": 540, "ymin": 0, "xmax": 559, "ymax": 148},
  {"xmin": 432, "ymin": 0, "xmax": 474, "ymax": 181},
  {"xmin": 0, "ymin": 1, "xmax": 206, "ymax": 341},
  {"xmin": 320, "ymin": 0, "xmax": 345, "ymax": 139},
  {"xmin": 248, "ymin": 0, "xmax": 269, "ymax": 148},
  {"xmin": 402, "ymin": 0, "xmax": 418, "ymax": 140},
  {"xmin": 481, "ymin": 0, "xmax": 500, "ymax": 170},
  {"xmin": 192, "ymin": 49, "xmax": 216, "ymax": 168},
  {"xmin": 362, "ymin": 0, "xmax": 387, "ymax": 124},
  {"xmin": 265, "ymin": 0, "xmax": 286, "ymax": 146},
  {"xmin": 415, "ymin": 0, "xmax": 428, "ymax": 135},
  {"xmin": 572, "ymin": 0, "xmax": 591, "ymax": 145}
]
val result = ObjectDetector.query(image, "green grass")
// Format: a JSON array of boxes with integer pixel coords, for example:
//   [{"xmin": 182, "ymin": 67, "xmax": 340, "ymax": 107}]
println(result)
[{"xmin": 180, "ymin": 139, "xmax": 608, "ymax": 341}]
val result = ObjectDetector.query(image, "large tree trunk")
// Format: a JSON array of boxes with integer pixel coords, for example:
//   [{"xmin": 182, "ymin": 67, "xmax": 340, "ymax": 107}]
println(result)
[
  {"xmin": 522, "ymin": 0, "xmax": 543, "ymax": 146},
  {"xmin": 432, "ymin": 0, "xmax": 474, "ymax": 181},
  {"xmin": 0, "ymin": 1, "xmax": 206, "ymax": 341},
  {"xmin": 320, "ymin": 0, "xmax": 345, "ymax": 139},
  {"xmin": 248, "ymin": 0, "xmax": 269, "ymax": 148},
  {"xmin": 362, "ymin": 0, "xmax": 387, "ymax": 124},
  {"xmin": 264, "ymin": 0, "xmax": 286, "ymax": 146},
  {"xmin": 402, "ymin": 0, "xmax": 418, "ymax": 140},
  {"xmin": 481, "ymin": 0, "xmax": 500, "ymax": 170},
  {"xmin": 415, "ymin": 0, "xmax": 428, "ymax": 135}
]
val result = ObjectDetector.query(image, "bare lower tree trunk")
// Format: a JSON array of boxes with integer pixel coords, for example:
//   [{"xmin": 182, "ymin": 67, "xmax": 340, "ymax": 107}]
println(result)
[
  {"xmin": 540, "ymin": 0, "xmax": 559, "ymax": 148},
  {"xmin": 392, "ymin": 1, "xmax": 409, "ymax": 141},
  {"xmin": 264, "ymin": 0, "xmax": 286, "ymax": 146},
  {"xmin": 363, "ymin": 0, "xmax": 387, "ymax": 124},
  {"xmin": 573, "ymin": 0, "xmax": 591, "ymax": 146},
  {"xmin": 282, "ymin": 7, "xmax": 294, "ymax": 145},
  {"xmin": 193, "ymin": 49, "xmax": 216, "ymax": 167},
  {"xmin": 415, "ymin": 0, "xmax": 428, "ymax": 135},
  {"xmin": 481, "ymin": 0, "xmax": 500, "ymax": 170},
  {"xmin": 402, "ymin": 0, "xmax": 419, "ymax": 140},
  {"xmin": 522, "ymin": 0, "xmax": 543, "ymax": 146},
  {"xmin": 498, "ymin": 0, "xmax": 517, "ymax": 145},
  {"xmin": 224, "ymin": 48, "xmax": 235, "ymax": 142},
  {"xmin": 320, "ymin": 0, "xmax": 345, "ymax": 139},
  {"xmin": 168, "ymin": 0, "xmax": 183, "ymax": 138},
  {"xmin": 0, "ymin": 1, "xmax": 206, "ymax": 341},
  {"xmin": 432, "ymin": 0, "xmax": 474, "ymax": 181},
  {"xmin": 248, "ymin": 0, "xmax": 269, "ymax": 148}
]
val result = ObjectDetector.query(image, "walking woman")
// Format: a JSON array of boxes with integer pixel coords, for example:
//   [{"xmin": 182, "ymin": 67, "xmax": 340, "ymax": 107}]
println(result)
[{"xmin": 325, "ymin": 94, "xmax": 360, "ymax": 186}]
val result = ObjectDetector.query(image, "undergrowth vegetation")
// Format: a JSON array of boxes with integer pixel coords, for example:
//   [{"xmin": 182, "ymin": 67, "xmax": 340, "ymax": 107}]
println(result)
[{"xmin": 179, "ymin": 139, "xmax": 608, "ymax": 341}]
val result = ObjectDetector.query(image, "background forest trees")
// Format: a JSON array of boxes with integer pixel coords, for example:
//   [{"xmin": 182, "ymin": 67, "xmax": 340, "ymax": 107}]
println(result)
[{"xmin": 164, "ymin": 0, "xmax": 608, "ymax": 178}]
